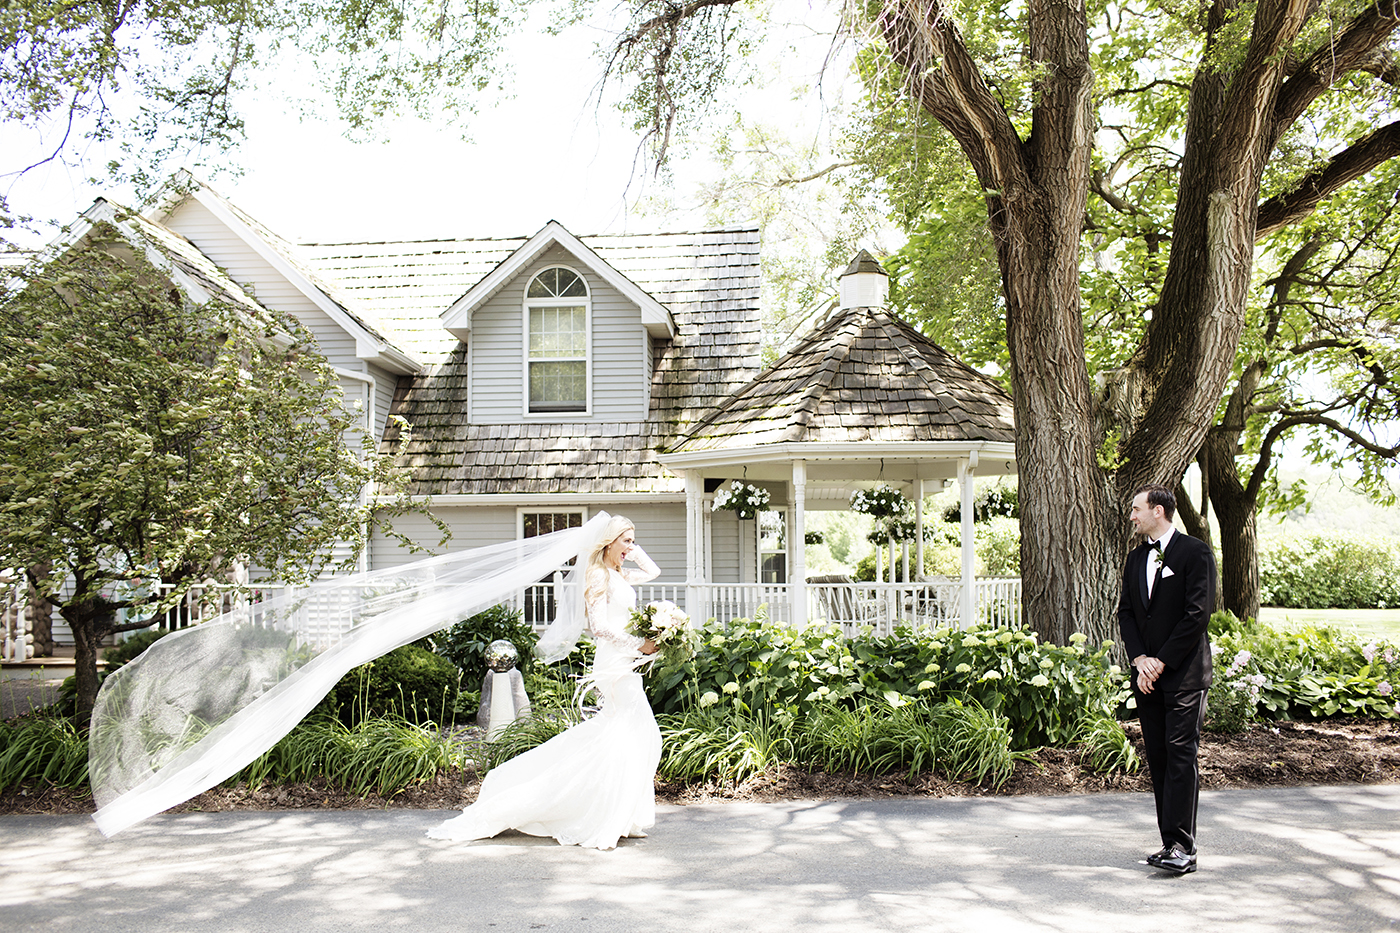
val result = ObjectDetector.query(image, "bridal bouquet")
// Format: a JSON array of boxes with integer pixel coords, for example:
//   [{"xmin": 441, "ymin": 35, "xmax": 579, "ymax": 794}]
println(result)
[{"xmin": 628, "ymin": 600, "xmax": 697, "ymax": 667}]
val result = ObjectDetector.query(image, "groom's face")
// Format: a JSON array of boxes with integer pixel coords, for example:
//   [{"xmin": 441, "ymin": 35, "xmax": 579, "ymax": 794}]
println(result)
[{"xmin": 1130, "ymin": 493, "xmax": 1166, "ymax": 538}]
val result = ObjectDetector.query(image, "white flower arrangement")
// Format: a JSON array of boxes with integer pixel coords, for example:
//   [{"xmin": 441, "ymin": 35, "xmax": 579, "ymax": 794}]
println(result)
[
  {"xmin": 850, "ymin": 484, "xmax": 909, "ymax": 519},
  {"xmin": 627, "ymin": 600, "xmax": 695, "ymax": 666},
  {"xmin": 713, "ymin": 481, "xmax": 771, "ymax": 520}
]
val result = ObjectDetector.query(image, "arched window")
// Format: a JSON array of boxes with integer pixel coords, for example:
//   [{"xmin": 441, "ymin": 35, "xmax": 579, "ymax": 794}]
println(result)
[{"xmin": 525, "ymin": 267, "xmax": 589, "ymax": 413}]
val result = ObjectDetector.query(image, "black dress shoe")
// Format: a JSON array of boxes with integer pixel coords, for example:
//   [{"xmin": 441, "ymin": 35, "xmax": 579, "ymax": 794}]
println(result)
[
  {"xmin": 1146, "ymin": 846, "xmax": 1172, "ymax": 867},
  {"xmin": 1156, "ymin": 844, "xmax": 1197, "ymax": 875}
]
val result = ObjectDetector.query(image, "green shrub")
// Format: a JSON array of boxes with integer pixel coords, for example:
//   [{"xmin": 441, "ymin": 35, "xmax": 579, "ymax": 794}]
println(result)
[
  {"xmin": 932, "ymin": 698, "xmax": 1017, "ymax": 787},
  {"xmin": 235, "ymin": 715, "xmax": 474, "ymax": 795},
  {"xmin": 422, "ymin": 604, "xmax": 538, "ymax": 689},
  {"xmin": 0, "ymin": 712, "xmax": 90, "ymax": 790},
  {"xmin": 1259, "ymin": 533, "xmax": 1400, "ymax": 609},
  {"xmin": 1208, "ymin": 611, "xmax": 1399, "ymax": 721},
  {"xmin": 482, "ymin": 703, "xmax": 581, "ymax": 772},
  {"xmin": 976, "ymin": 518, "xmax": 1021, "ymax": 576},
  {"xmin": 1075, "ymin": 712, "xmax": 1140, "ymax": 773},
  {"xmin": 322, "ymin": 644, "xmax": 460, "ymax": 726},
  {"xmin": 648, "ymin": 618, "xmax": 1125, "ymax": 750},
  {"xmin": 104, "ymin": 627, "xmax": 172, "ymax": 669},
  {"xmin": 657, "ymin": 708, "xmax": 793, "ymax": 784}
]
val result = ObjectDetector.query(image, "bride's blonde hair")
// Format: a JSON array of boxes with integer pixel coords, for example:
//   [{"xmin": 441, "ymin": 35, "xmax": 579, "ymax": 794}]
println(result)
[{"xmin": 583, "ymin": 515, "xmax": 635, "ymax": 606}]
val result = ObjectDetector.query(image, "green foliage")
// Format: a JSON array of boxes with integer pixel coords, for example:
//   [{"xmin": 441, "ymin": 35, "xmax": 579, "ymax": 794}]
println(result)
[
  {"xmin": 321, "ymin": 645, "xmax": 461, "ymax": 727},
  {"xmin": 0, "ymin": 0, "xmax": 516, "ymax": 191},
  {"xmin": 645, "ymin": 618, "xmax": 1125, "ymax": 750},
  {"xmin": 235, "ymin": 715, "xmax": 475, "ymax": 796},
  {"xmin": 421, "ymin": 604, "xmax": 538, "ymax": 690},
  {"xmin": 482, "ymin": 703, "xmax": 581, "ymax": 772},
  {"xmin": 103, "ymin": 628, "xmax": 172, "ymax": 670},
  {"xmin": 1208, "ymin": 611, "xmax": 1399, "ymax": 723},
  {"xmin": 942, "ymin": 482, "xmax": 1020, "ymax": 523},
  {"xmin": 0, "ymin": 712, "xmax": 90, "ymax": 790},
  {"xmin": 1074, "ymin": 712, "xmax": 1140, "ymax": 774},
  {"xmin": 1259, "ymin": 533, "xmax": 1400, "ymax": 609},
  {"xmin": 0, "ymin": 233, "xmax": 437, "ymax": 716},
  {"xmin": 657, "ymin": 708, "xmax": 793, "ymax": 784}
]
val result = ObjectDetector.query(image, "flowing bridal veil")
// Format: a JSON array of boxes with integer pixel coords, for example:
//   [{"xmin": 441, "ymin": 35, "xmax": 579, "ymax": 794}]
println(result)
[{"xmin": 88, "ymin": 512, "xmax": 614, "ymax": 836}]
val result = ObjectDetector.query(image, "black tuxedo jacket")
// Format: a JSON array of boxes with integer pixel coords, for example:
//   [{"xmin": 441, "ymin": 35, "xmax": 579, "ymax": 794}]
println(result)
[{"xmin": 1116, "ymin": 531, "xmax": 1215, "ymax": 694}]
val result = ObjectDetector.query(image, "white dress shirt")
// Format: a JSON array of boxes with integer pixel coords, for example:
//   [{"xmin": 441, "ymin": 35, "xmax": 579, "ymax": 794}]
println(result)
[{"xmin": 1146, "ymin": 526, "xmax": 1176, "ymax": 598}]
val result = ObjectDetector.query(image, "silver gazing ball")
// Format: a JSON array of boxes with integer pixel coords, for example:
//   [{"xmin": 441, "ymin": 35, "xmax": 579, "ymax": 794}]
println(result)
[{"xmin": 485, "ymin": 639, "xmax": 520, "ymax": 673}]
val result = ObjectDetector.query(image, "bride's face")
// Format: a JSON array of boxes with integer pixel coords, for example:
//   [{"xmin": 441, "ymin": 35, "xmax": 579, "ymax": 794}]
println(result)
[{"xmin": 604, "ymin": 530, "xmax": 635, "ymax": 568}]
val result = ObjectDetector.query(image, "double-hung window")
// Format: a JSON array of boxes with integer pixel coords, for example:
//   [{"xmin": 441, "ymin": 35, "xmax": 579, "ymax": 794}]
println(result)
[
  {"xmin": 526, "ymin": 267, "xmax": 589, "ymax": 414},
  {"xmin": 519, "ymin": 510, "xmax": 586, "ymax": 624}
]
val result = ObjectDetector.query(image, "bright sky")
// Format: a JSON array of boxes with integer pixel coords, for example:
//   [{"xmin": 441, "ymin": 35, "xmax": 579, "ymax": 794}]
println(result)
[{"xmin": 3, "ymin": 7, "xmax": 851, "ymax": 248}]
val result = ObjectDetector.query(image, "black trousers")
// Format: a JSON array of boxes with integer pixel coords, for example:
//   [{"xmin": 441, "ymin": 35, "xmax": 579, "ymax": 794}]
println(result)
[{"xmin": 1136, "ymin": 687, "xmax": 1207, "ymax": 852}]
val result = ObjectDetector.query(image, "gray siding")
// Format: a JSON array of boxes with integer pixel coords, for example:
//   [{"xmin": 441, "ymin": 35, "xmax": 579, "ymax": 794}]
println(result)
[
  {"xmin": 708, "ymin": 510, "xmax": 750, "ymax": 584},
  {"xmin": 163, "ymin": 199, "xmax": 360, "ymax": 365},
  {"xmin": 371, "ymin": 504, "xmax": 687, "ymax": 582},
  {"xmin": 469, "ymin": 244, "xmax": 649, "ymax": 424}
]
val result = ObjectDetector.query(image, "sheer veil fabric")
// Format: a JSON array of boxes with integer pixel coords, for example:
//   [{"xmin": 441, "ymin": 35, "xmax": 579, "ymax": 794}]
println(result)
[{"xmin": 89, "ymin": 512, "xmax": 615, "ymax": 837}]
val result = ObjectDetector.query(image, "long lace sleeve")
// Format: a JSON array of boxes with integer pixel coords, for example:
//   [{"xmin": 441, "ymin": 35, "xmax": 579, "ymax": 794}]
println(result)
[
  {"xmin": 585, "ymin": 568, "xmax": 645, "ymax": 652},
  {"xmin": 619, "ymin": 546, "xmax": 661, "ymax": 586}
]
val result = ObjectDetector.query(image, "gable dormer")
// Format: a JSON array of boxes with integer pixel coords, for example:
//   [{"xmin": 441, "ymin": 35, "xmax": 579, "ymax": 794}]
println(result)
[{"xmin": 442, "ymin": 222, "xmax": 676, "ymax": 424}]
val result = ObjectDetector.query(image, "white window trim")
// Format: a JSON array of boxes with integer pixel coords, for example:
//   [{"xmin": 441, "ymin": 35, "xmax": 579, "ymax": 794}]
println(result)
[
  {"xmin": 522, "ymin": 264, "xmax": 592, "ymax": 419},
  {"xmin": 516, "ymin": 507, "xmax": 590, "ymax": 540}
]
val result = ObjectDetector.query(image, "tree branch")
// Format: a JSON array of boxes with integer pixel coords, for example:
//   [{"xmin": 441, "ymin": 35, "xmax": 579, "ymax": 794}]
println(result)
[
  {"xmin": 776, "ymin": 161, "xmax": 859, "ymax": 186},
  {"xmin": 1256, "ymin": 120, "xmax": 1400, "ymax": 238},
  {"xmin": 876, "ymin": 0, "xmax": 1027, "ymax": 193},
  {"xmin": 1272, "ymin": 0, "xmax": 1400, "ymax": 137}
]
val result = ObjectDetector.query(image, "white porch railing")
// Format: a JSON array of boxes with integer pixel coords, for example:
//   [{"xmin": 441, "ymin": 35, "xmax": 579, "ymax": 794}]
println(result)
[{"xmin": 1, "ymin": 575, "xmax": 1026, "ymax": 655}]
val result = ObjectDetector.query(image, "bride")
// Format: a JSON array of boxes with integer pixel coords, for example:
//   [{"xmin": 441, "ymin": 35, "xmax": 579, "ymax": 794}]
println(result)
[{"xmin": 428, "ymin": 515, "xmax": 663, "ymax": 850}]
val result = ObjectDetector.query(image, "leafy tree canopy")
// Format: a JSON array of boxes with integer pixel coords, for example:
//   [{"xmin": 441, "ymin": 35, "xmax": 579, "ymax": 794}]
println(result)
[{"xmin": 0, "ymin": 220, "xmax": 442, "ymax": 714}]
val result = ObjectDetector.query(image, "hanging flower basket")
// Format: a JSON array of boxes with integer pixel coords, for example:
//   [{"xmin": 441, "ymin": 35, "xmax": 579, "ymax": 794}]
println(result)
[
  {"xmin": 713, "ymin": 482, "xmax": 771, "ymax": 521},
  {"xmin": 850, "ymin": 484, "xmax": 908, "ymax": 520}
]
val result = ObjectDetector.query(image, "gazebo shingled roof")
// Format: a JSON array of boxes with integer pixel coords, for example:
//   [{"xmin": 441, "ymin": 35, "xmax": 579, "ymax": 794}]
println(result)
[{"xmin": 668, "ymin": 305, "xmax": 1015, "ymax": 455}]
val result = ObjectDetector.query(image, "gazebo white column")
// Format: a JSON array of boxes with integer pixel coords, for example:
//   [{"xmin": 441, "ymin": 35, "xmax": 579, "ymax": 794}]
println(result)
[
  {"xmin": 915, "ymin": 478, "xmax": 926, "ymax": 580},
  {"xmin": 791, "ymin": 460, "xmax": 808, "ymax": 624},
  {"xmin": 958, "ymin": 453, "xmax": 979, "ymax": 626},
  {"xmin": 684, "ymin": 470, "xmax": 706, "ymax": 623}
]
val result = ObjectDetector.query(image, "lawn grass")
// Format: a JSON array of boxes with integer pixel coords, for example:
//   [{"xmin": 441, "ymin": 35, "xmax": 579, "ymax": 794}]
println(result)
[{"xmin": 1259, "ymin": 607, "xmax": 1400, "ymax": 641}]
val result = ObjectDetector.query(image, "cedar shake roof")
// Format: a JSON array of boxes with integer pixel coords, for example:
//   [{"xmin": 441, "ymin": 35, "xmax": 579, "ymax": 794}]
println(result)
[
  {"xmin": 374, "ymin": 227, "xmax": 763, "ymax": 496},
  {"xmin": 299, "ymin": 226, "xmax": 762, "ymax": 371},
  {"xmin": 668, "ymin": 305, "xmax": 1016, "ymax": 454}
]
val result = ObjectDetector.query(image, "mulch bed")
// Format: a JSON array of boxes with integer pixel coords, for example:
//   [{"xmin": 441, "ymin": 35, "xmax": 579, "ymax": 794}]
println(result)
[{"xmin": 4, "ymin": 719, "xmax": 1398, "ymax": 817}]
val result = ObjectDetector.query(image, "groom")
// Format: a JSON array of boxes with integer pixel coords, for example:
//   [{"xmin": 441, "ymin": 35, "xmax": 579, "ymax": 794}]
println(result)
[{"xmin": 1117, "ymin": 484, "xmax": 1214, "ymax": 875}]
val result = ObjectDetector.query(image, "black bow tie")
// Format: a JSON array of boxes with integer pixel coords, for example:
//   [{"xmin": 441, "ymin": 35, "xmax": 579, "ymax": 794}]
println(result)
[{"xmin": 1149, "ymin": 541, "xmax": 1164, "ymax": 559}]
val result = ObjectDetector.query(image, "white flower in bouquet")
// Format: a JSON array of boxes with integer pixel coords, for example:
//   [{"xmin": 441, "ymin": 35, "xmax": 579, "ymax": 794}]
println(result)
[{"xmin": 627, "ymin": 600, "xmax": 697, "ymax": 666}]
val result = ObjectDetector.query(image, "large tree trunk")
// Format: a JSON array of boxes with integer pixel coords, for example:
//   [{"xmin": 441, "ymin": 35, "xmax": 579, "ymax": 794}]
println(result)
[
  {"xmin": 67, "ymin": 600, "xmax": 106, "ymax": 724},
  {"xmin": 998, "ymin": 195, "xmax": 1122, "ymax": 644}
]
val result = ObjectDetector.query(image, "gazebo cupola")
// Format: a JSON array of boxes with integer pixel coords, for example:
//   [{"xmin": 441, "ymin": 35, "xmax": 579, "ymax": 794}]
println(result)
[{"xmin": 839, "ymin": 249, "xmax": 890, "ymax": 310}]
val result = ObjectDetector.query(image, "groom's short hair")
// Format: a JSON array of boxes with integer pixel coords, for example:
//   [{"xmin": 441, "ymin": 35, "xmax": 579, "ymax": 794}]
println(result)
[{"xmin": 1135, "ymin": 484, "xmax": 1176, "ymax": 521}]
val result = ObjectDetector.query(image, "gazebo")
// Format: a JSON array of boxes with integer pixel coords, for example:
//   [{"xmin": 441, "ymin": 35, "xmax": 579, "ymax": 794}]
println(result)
[{"xmin": 658, "ymin": 253, "xmax": 1018, "ymax": 630}]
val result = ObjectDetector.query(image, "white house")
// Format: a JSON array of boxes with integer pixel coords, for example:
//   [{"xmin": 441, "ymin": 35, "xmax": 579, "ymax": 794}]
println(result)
[{"xmin": 7, "ymin": 172, "xmax": 1020, "ymax": 652}]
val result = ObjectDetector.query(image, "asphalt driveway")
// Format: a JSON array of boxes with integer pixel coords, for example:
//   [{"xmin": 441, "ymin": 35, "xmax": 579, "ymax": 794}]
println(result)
[{"xmin": 2, "ymin": 785, "xmax": 1397, "ymax": 932}]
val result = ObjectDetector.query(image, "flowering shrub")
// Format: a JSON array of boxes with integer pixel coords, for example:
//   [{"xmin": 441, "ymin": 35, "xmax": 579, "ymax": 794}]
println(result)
[
  {"xmin": 1206, "ymin": 647, "xmax": 1269, "ymax": 733},
  {"xmin": 850, "ymin": 484, "xmax": 909, "ymax": 519},
  {"xmin": 642, "ymin": 616, "xmax": 1127, "ymax": 749},
  {"xmin": 712, "ymin": 482, "xmax": 771, "ymax": 520},
  {"xmin": 1208, "ymin": 612, "xmax": 1399, "ymax": 720}
]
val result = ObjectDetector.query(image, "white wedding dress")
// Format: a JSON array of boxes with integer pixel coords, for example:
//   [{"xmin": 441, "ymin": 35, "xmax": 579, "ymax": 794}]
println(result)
[{"xmin": 428, "ymin": 552, "xmax": 662, "ymax": 850}]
